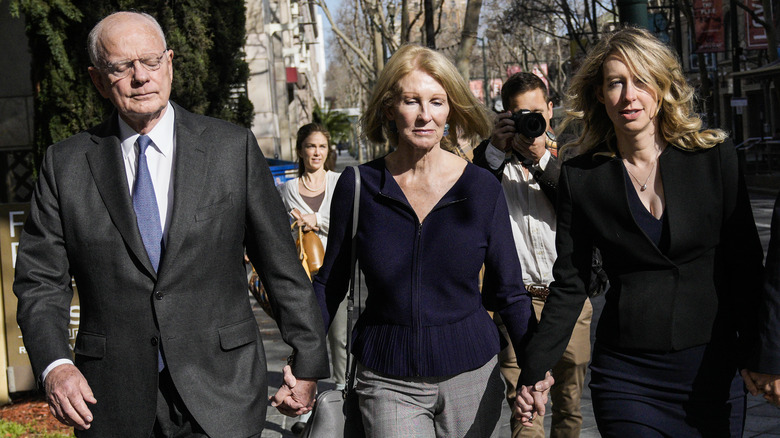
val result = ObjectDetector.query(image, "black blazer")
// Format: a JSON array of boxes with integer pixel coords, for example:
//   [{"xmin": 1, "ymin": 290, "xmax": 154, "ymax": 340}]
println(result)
[
  {"xmin": 13, "ymin": 103, "xmax": 330, "ymax": 437},
  {"xmin": 520, "ymin": 142, "xmax": 764, "ymax": 385},
  {"xmin": 757, "ymin": 190, "xmax": 780, "ymax": 374}
]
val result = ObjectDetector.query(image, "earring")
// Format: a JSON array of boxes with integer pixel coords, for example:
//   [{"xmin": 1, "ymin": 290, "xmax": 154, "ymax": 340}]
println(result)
[{"xmin": 443, "ymin": 123, "xmax": 450, "ymax": 137}]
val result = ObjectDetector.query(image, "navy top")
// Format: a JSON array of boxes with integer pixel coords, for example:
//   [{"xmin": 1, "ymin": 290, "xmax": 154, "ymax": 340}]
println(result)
[
  {"xmin": 314, "ymin": 158, "xmax": 534, "ymax": 378},
  {"xmin": 623, "ymin": 168, "xmax": 667, "ymax": 249}
]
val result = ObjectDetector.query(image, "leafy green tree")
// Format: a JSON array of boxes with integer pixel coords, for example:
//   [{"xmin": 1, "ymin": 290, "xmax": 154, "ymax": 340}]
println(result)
[
  {"xmin": 8, "ymin": 0, "xmax": 253, "ymax": 178},
  {"xmin": 313, "ymin": 103, "xmax": 353, "ymax": 144}
]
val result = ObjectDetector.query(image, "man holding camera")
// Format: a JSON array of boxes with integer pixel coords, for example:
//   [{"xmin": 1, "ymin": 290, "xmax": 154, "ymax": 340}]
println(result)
[{"xmin": 473, "ymin": 72, "xmax": 593, "ymax": 438}]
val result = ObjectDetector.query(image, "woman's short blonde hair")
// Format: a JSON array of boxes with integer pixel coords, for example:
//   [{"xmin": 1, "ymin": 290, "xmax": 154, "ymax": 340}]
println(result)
[
  {"xmin": 362, "ymin": 44, "xmax": 491, "ymax": 151},
  {"xmin": 562, "ymin": 27, "xmax": 726, "ymax": 155}
]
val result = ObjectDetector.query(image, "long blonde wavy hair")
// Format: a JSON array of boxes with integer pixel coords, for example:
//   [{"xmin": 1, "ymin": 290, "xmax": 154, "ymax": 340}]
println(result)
[
  {"xmin": 562, "ymin": 27, "xmax": 727, "ymax": 155},
  {"xmin": 361, "ymin": 44, "xmax": 491, "ymax": 152}
]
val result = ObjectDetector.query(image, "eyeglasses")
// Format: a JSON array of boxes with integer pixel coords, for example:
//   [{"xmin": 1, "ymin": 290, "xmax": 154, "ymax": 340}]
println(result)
[{"xmin": 100, "ymin": 49, "xmax": 169, "ymax": 79}]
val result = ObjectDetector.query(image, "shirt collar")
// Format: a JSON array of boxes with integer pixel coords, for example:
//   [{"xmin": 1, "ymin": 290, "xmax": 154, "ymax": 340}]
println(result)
[{"xmin": 119, "ymin": 102, "xmax": 175, "ymax": 160}]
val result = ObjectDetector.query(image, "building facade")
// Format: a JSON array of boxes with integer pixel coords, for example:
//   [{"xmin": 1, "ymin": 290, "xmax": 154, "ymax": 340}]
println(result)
[{"xmin": 246, "ymin": 0, "xmax": 327, "ymax": 161}]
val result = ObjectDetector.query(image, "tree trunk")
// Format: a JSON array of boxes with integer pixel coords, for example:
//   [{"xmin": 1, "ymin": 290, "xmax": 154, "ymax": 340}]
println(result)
[
  {"xmin": 424, "ymin": 0, "xmax": 435, "ymax": 48},
  {"xmin": 455, "ymin": 0, "xmax": 483, "ymax": 81},
  {"xmin": 401, "ymin": 0, "xmax": 410, "ymax": 43},
  {"xmin": 366, "ymin": 0, "xmax": 385, "ymax": 76}
]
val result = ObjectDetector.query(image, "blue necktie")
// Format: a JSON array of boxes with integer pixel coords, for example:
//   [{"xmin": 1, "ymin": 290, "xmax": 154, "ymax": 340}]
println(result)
[
  {"xmin": 133, "ymin": 135, "xmax": 163, "ymax": 272},
  {"xmin": 132, "ymin": 135, "xmax": 165, "ymax": 371}
]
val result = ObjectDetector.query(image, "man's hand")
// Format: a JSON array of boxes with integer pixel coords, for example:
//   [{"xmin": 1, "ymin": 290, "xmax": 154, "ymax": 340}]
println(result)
[
  {"xmin": 742, "ymin": 369, "xmax": 780, "ymax": 407},
  {"xmin": 513, "ymin": 130, "xmax": 548, "ymax": 165},
  {"xmin": 490, "ymin": 112, "xmax": 517, "ymax": 152},
  {"xmin": 513, "ymin": 371, "xmax": 554, "ymax": 426},
  {"xmin": 44, "ymin": 364, "xmax": 96, "ymax": 430},
  {"xmin": 270, "ymin": 365, "xmax": 318, "ymax": 417}
]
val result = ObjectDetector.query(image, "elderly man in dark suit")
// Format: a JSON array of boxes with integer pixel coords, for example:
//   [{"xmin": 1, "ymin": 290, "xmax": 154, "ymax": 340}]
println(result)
[{"xmin": 13, "ymin": 11, "xmax": 329, "ymax": 437}]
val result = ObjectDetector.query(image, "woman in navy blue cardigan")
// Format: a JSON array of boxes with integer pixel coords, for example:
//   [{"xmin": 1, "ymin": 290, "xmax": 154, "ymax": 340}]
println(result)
[
  {"xmin": 518, "ymin": 28, "xmax": 765, "ymax": 437},
  {"xmin": 312, "ymin": 44, "xmax": 541, "ymax": 437}
]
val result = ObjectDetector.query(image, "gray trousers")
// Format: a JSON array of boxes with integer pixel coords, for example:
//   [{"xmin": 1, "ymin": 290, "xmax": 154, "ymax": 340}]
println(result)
[{"xmin": 355, "ymin": 355, "xmax": 503, "ymax": 438}]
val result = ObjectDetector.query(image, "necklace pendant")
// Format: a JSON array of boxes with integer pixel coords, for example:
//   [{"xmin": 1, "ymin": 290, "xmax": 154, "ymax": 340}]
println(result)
[{"xmin": 640, "ymin": 184, "xmax": 647, "ymax": 191}]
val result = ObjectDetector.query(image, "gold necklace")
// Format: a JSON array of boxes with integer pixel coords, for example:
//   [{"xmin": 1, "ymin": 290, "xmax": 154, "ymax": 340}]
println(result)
[
  {"xmin": 625, "ymin": 149, "xmax": 660, "ymax": 192},
  {"xmin": 300, "ymin": 175, "xmax": 325, "ymax": 192}
]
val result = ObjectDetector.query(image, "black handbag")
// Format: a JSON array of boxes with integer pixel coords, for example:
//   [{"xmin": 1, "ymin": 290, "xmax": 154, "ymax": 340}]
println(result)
[{"xmin": 302, "ymin": 166, "xmax": 365, "ymax": 438}]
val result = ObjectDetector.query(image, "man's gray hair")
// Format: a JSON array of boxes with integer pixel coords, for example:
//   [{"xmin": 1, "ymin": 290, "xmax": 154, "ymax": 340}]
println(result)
[{"xmin": 87, "ymin": 11, "xmax": 167, "ymax": 67}]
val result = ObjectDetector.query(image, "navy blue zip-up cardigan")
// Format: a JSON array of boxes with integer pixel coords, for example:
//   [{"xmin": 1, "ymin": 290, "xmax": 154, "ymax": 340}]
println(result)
[{"xmin": 314, "ymin": 158, "xmax": 534, "ymax": 378}]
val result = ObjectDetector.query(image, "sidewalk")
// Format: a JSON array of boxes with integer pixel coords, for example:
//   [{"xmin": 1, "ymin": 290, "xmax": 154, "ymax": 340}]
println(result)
[
  {"xmin": 747, "ymin": 173, "xmax": 780, "ymax": 196},
  {"xmin": 256, "ymin": 154, "xmax": 780, "ymax": 437},
  {"xmin": 256, "ymin": 295, "xmax": 780, "ymax": 438}
]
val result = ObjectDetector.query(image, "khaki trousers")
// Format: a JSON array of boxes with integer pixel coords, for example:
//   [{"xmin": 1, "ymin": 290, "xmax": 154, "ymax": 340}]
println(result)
[{"xmin": 497, "ymin": 298, "xmax": 593, "ymax": 438}]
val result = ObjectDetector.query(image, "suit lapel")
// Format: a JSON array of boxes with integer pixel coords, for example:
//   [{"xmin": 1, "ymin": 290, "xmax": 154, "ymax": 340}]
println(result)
[
  {"xmin": 85, "ymin": 116, "xmax": 158, "ymax": 278},
  {"xmin": 157, "ymin": 105, "xmax": 208, "ymax": 276},
  {"xmin": 657, "ymin": 147, "xmax": 688, "ymax": 257}
]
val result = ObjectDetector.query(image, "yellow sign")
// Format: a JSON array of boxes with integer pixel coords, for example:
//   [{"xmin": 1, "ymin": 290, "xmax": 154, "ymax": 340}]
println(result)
[{"xmin": 0, "ymin": 204, "xmax": 79, "ymax": 396}]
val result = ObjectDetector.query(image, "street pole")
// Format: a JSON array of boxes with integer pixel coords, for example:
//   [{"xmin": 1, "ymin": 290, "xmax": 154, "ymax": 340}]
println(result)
[
  {"xmin": 482, "ymin": 38, "xmax": 489, "ymax": 108},
  {"xmin": 730, "ymin": 0, "xmax": 744, "ymax": 143},
  {"xmin": 617, "ymin": 0, "xmax": 649, "ymax": 29}
]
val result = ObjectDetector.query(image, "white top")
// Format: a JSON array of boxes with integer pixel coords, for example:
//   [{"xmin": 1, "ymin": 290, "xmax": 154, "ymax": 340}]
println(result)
[
  {"xmin": 485, "ymin": 143, "xmax": 557, "ymax": 286},
  {"xmin": 43, "ymin": 104, "xmax": 178, "ymax": 384},
  {"xmin": 277, "ymin": 170, "xmax": 341, "ymax": 250}
]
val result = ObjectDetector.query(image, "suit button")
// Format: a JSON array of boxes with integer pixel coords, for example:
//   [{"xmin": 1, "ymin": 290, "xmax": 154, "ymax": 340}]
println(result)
[
  {"xmin": 155, "ymin": 291, "xmax": 164, "ymax": 300},
  {"xmin": 151, "ymin": 337, "xmax": 158, "ymax": 346}
]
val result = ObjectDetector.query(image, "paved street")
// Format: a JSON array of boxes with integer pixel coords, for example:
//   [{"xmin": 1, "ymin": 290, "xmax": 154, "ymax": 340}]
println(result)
[{"xmin": 256, "ymin": 153, "xmax": 780, "ymax": 437}]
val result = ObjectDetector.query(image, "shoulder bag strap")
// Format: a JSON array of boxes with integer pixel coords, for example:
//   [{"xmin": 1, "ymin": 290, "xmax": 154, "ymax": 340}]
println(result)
[{"xmin": 343, "ymin": 165, "xmax": 360, "ymax": 395}]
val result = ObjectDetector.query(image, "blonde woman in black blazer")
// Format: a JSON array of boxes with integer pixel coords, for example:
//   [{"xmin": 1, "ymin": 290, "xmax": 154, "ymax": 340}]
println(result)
[{"xmin": 515, "ymin": 28, "xmax": 764, "ymax": 437}]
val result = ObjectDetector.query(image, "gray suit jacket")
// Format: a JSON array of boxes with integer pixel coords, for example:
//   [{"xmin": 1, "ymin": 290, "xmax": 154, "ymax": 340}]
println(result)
[{"xmin": 13, "ymin": 102, "xmax": 329, "ymax": 437}]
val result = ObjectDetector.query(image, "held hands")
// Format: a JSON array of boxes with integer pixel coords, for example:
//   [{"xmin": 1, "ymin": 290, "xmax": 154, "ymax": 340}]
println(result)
[
  {"xmin": 513, "ymin": 371, "xmax": 554, "ymax": 426},
  {"xmin": 44, "ymin": 364, "xmax": 96, "ymax": 430},
  {"xmin": 742, "ymin": 369, "xmax": 780, "ymax": 407},
  {"xmin": 291, "ymin": 208, "xmax": 319, "ymax": 232},
  {"xmin": 270, "ymin": 365, "xmax": 318, "ymax": 417}
]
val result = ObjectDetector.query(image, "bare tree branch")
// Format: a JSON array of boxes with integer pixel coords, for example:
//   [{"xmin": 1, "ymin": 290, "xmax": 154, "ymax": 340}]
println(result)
[{"xmin": 311, "ymin": 0, "xmax": 373, "ymax": 71}]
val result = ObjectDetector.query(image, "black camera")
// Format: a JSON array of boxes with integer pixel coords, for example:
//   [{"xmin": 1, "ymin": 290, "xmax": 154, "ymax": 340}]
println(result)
[{"xmin": 511, "ymin": 110, "xmax": 546, "ymax": 139}]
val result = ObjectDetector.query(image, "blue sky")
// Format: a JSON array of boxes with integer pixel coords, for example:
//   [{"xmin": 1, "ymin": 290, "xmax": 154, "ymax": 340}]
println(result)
[{"xmin": 321, "ymin": 0, "xmax": 342, "ymax": 43}]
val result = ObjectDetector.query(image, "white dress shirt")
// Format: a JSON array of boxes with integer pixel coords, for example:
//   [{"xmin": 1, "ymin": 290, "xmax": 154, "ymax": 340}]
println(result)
[
  {"xmin": 42, "ymin": 103, "xmax": 177, "ymax": 383},
  {"xmin": 119, "ymin": 102, "xmax": 177, "ymax": 240},
  {"xmin": 485, "ymin": 143, "xmax": 557, "ymax": 286}
]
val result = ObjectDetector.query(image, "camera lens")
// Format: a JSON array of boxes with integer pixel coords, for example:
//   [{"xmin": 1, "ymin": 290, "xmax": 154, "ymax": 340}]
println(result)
[
  {"xmin": 512, "ymin": 111, "xmax": 546, "ymax": 138},
  {"xmin": 524, "ymin": 116, "xmax": 545, "ymax": 138}
]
